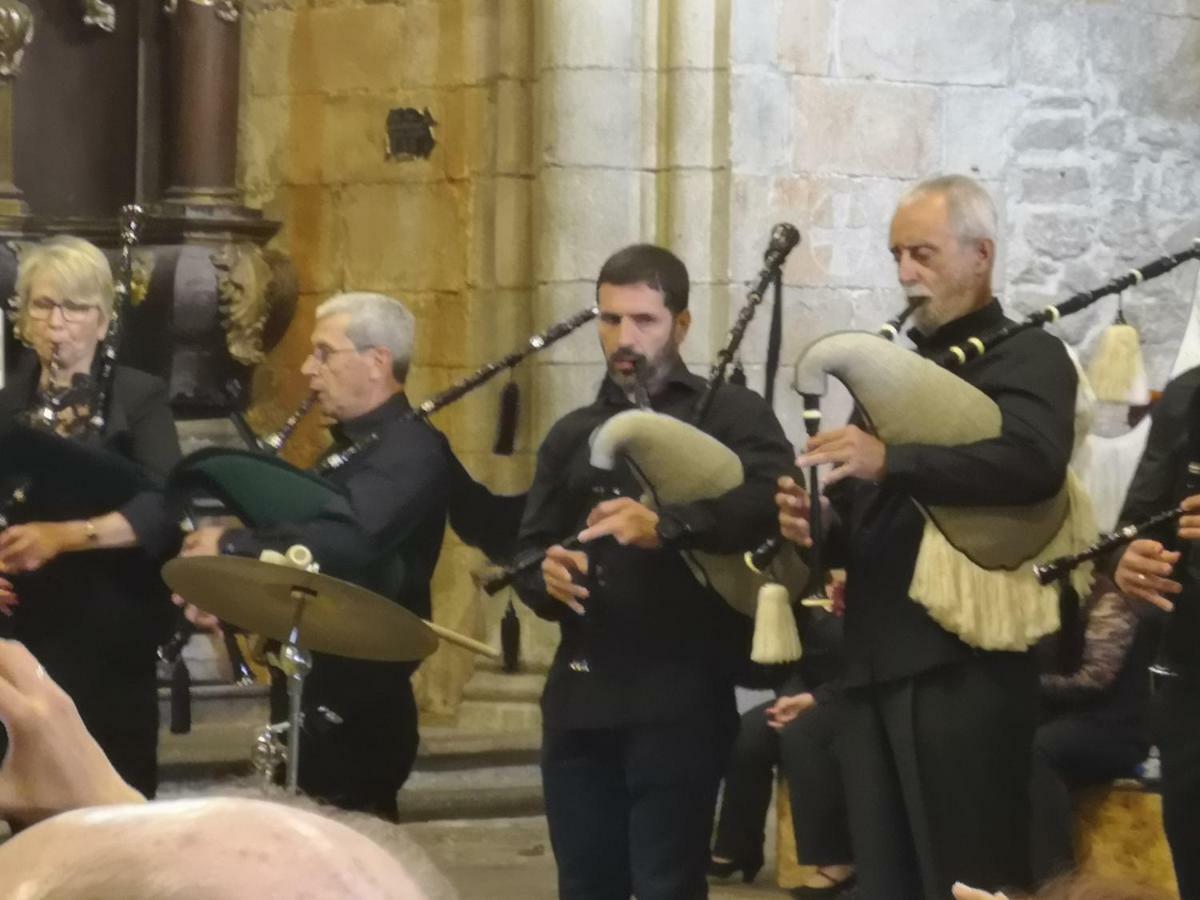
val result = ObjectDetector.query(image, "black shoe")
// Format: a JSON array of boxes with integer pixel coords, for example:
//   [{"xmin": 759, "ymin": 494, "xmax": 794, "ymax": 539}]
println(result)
[
  {"xmin": 707, "ymin": 854, "xmax": 764, "ymax": 884},
  {"xmin": 791, "ymin": 870, "xmax": 857, "ymax": 898}
]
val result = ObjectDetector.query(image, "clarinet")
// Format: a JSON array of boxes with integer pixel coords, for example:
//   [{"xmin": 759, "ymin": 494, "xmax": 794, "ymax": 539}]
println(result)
[
  {"xmin": 1033, "ymin": 505, "xmax": 1188, "ymax": 586},
  {"xmin": 26, "ymin": 354, "xmax": 68, "ymax": 430},
  {"xmin": 1034, "ymin": 402, "xmax": 1200, "ymax": 584}
]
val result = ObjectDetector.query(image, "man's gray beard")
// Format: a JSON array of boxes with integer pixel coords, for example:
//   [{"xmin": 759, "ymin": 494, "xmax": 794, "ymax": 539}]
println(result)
[{"xmin": 609, "ymin": 354, "xmax": 673, "ymax": 395}]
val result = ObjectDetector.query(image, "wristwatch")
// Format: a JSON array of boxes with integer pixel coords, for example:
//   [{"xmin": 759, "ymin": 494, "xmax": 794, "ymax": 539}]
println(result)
[{"xmin": 655, "ymin": 512, "xmax": 690, "ymax": 547}]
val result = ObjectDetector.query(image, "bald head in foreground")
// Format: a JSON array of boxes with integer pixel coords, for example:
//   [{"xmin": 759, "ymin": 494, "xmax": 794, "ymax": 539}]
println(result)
[
  {"xmin": 0, "ymin": 638, "xmax": 448, "ymax": 898},
  {"xmin": 0, "ymin": 796, "xmax": 433, "ymax": 899}
]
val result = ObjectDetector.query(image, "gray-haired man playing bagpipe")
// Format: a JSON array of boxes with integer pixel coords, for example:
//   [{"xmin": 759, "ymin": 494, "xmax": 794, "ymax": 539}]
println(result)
[{"xmin": 778, "ymin": 175, "xmax": 1078, "ymax": 900}]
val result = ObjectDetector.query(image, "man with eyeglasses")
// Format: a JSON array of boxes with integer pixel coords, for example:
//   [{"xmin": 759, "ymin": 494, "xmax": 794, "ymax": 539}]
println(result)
[{"xmin": 179, "ymin": 292, "xmax": 450, "ymax": 820}]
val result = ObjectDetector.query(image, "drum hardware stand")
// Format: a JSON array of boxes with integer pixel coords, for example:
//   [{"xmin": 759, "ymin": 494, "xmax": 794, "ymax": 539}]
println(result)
[
  {"xmin": 248, "ymin": 553, "xmax": 321, "ymax": 795},
  {"xmin": 279, "ymin": 589, "xmax": 314, "ymax": 793}
]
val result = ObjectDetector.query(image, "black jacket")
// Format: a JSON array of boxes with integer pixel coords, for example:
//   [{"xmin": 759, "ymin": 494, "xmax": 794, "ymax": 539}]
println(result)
[
  {"xmin": 514, "ymin": 363, "xmax": 794, "ymax": 729},
  {"xmin": 0, "ymin": 350, "xmax": 182, "ymax": 682}
]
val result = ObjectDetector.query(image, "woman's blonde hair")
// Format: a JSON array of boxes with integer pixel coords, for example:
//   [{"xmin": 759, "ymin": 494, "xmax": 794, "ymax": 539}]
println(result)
[{"xmin": 15, "ymin": 236, "xmax": 116, "ymax": 326}]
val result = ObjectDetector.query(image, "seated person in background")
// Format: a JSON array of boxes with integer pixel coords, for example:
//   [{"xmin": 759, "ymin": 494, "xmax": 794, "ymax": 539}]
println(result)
[
  {"xmin": 709, "ymin": 599, "xmax": 854, "ymax": 897},
  {"xmin": 1028, "ymin": 576, "xmax": 1155, "ymax": 883},
  {"xmin": 0, "ymin": 638, "xmax": 446, "ymax": 899}
]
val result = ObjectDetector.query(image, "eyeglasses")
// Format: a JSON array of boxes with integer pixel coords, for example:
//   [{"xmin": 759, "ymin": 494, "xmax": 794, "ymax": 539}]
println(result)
[
  {"xmin": 26, "ymin": 298, "xmax": 100, "ymax": 323},
  {"xmin": 308, "ymin": 345, "xmax": 366, "ymax": 366}
]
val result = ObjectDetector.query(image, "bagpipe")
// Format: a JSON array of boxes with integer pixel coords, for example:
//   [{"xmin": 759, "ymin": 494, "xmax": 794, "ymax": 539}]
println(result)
[
  {"xmin": 747, "ymin": 239, "xmax": 1200, "ymax": 651},
  {"xmin": 482, "ymin": 224, "xmax": 811, "ymax": 664}
]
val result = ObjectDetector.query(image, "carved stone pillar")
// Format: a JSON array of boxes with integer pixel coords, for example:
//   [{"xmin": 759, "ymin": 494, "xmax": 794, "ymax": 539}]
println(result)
[
  {"xmin": 163, "ymin": 0, "xmax": 242, "ymax": 209},
  {"xmin": 0, "ymin": 0, "xmax": 32, "ymax": 220}
]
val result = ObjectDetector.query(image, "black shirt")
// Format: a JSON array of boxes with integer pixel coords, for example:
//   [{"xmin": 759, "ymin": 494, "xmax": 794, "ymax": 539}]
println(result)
[
  {"xmin": 1111, "ymin": 365, "xmax": 1200, "ymax": 676},
  {"xmin": 828, "ymin": 300, "xmax": 1078, "ymax": 686},
  {"xmin": 514, "ymin": 362, "xmax": 794, "ymax": 729}
]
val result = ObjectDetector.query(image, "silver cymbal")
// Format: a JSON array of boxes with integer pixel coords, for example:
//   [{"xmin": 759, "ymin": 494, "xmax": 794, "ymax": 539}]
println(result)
[{"xmin": 162, "ymin": 556, "xmax": 437, "ymax": 662}]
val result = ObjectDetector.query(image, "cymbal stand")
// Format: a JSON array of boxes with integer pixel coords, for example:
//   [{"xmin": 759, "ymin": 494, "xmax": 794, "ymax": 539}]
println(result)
[{"xmin": 278, "ymin": 586, "xmax": 315, "ymax": 793}]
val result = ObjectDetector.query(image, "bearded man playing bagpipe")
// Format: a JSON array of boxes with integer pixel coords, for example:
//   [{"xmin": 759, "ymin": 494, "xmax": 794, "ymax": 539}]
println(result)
[{"xmin": 512, "ymin": 244, "xmax": 794, "ymax": 900}]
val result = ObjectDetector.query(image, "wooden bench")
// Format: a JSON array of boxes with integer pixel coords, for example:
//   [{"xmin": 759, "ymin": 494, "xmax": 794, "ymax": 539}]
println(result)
[{"xmin": 776, "ymin": 779, "xmax": 1178, "ymax": 894}]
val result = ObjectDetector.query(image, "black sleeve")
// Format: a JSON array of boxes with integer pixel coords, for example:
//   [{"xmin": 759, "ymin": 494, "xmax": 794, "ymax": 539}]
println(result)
[
  {"xmin": 513, "ymin": 418, "xmax": 587, "ymax": 623},
  {"xmin": 657, "ymin": 387, "xmax": 795, "ymax": 554},
  {"xmin": 116, "ymin": 376, "xmax": 184, "ymax": 560},
  {"xmin": 883, "ymin": 335, "xmax": 1077, "ymax": 506},
  {"xmin": 1117, "ymin": 374, "xmax": 1193, "ymax": 533}
]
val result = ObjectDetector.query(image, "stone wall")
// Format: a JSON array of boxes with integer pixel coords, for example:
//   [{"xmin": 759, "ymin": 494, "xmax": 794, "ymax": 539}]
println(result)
[{"xmin": 238, "ymin": 0, "xmax": 1200, "ymax": 713}]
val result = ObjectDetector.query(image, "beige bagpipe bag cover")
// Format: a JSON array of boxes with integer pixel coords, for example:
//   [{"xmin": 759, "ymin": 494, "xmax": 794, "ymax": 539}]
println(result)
[
  {"xmin": 588, "ymin": 409, "xmax": 809, "ymax": 661},
  {"xmin": 793, "ymin": 331, "xmax": 1095, "ymax": 650}
]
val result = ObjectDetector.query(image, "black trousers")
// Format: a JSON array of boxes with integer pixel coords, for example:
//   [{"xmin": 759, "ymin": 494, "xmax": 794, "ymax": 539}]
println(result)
[
  {"xmin": 542, "ymin": 710, "xmax": 737, "ymax": 900},
  {"xmin": 837, "ymin": 655, "xmax": 1037, "ymax": 900},
  {"xmin": 1028, "ymin": 715, "xmax": 1146, "ymax": 883},
  {"xmin": 270, "ymin": 659, "xmax": 419, "ymax": 822},
  {"xmin": 711, "ymin": 698, "xmax": 851, "ymax": 866},
  {"xmin": 1154, "ymin": 676, "xmax": 1200, "ymax": 899}
]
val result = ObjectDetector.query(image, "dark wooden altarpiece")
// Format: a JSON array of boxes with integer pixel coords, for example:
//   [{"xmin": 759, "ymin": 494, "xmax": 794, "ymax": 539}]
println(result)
[{"xmin": 0, "ymin": 0, "xmax": 295, "ymax": 417}]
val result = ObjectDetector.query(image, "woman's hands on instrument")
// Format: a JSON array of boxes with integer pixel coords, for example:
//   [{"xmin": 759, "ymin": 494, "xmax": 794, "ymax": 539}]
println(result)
[
  {"xmin": 577, "ymin": 497, "xmax": 661, "ymax": 549},
  {"xmin": 542, "ymin": 545, "xmax": 589, "ymax": 615},
  {"xmin": 1114, "ymin": 539, "xmax": 1181, "ymax": 612},
  {"xmin": 795, "ymin": 425, "xmax": 886, "ymax": 487},
  {"xmin": 0, "ymin": 639, "xmax": 145, "ymax": 826},
  {"xmin": 0, "ymin": 523, "xmax": 73, "ymax": 573},
  {"xmin": 765, "ymin": 692, "xmax": 815, "ymax": 731},
  {"xmin": 0, "ymin": 577, "xmax": 17, "ymax": 617}
]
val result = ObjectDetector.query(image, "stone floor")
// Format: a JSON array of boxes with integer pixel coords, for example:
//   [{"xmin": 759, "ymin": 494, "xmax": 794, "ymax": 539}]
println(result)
[{"xmin": 404, "ymin": 815, "xmax": 791, "ymax": 900}]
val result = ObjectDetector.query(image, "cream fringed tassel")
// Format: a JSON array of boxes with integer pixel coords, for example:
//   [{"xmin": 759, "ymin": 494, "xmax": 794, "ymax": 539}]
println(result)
[
  {"xmin": 1087, "ymin": 323, "xmax": 1150, "ymax": 406},
  {"xmin": 750, "ymin": 582, "xmax": 803, "ymax": 664},
  {"xmin": 907, "ymin": 470, "xmax": 1097, "ymax": 651}
]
